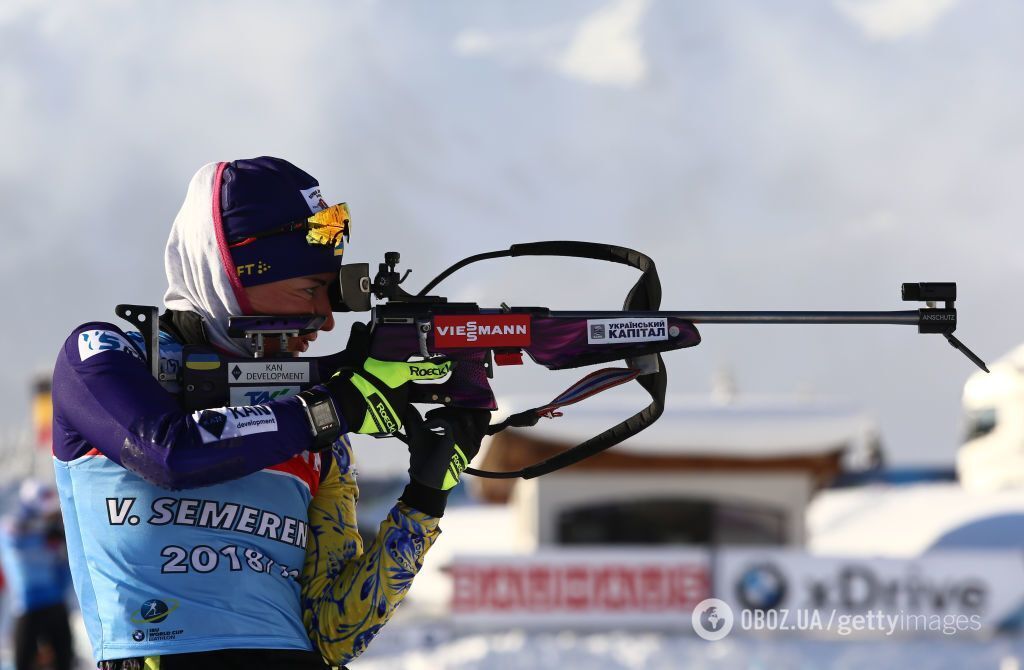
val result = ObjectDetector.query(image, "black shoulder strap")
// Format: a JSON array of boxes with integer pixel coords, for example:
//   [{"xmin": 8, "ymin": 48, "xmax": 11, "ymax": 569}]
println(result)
[
  {"xmin": 421, "ymin": 241, "xmax": 668, "ymax": 480},
  {"xmin": 159, "ymin": 309, "xmax": 209, "ymax": 346}
]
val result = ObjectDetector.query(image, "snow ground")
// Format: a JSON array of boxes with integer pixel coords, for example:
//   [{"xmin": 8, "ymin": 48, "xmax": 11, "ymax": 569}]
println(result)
[{"xmin": 354, "ymin": 627, "xmax": 1024, "ymax": 670}]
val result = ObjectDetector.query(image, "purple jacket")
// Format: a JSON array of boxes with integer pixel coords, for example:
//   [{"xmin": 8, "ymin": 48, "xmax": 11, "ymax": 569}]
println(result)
[{"xmin": 52, "ymin": 321, "xmax": 333, "ymax": 489}]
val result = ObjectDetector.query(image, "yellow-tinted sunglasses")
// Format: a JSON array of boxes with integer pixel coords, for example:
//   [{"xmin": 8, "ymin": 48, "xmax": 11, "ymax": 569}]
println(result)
[{"xmin": 306, "ymin": 202, "xmax": 350, "ymax": 258}]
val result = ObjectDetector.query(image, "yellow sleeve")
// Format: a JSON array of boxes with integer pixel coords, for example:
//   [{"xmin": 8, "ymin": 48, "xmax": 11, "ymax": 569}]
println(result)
[{"xmin": 302, "ymin": 438, "xmax": 441, "ymax": 667}]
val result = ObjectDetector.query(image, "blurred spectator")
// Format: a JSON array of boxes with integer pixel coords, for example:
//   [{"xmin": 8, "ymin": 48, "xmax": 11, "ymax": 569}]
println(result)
[{"xmin": 0, "ymin": 480, "xmax": 73, "ymax": 670}]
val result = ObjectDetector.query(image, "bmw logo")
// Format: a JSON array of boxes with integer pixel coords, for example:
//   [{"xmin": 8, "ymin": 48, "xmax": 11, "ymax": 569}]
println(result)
[
  {"xmin": 132, "ymin": 630, "xmax": 145, "ymax": 642},
  {"xmin": 736, "ymin": 563, "xmax": 787, "ymax": 611}
]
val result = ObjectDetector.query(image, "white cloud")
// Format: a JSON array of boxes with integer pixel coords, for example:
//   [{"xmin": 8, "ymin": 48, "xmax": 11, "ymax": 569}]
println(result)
[
  {"xmin": 453, "ymin": 29, "xmax": 494, "ymax": 55},
  {"xmin": 451, "ymin": 24, "xmax": 569, "ymax": 67},
  {"xmin": 556, "ymin": 0, "xmax": 649, "ymax": 87},
  {"xmin": 452, "ymin": 0, "xmax": 650, "ymax": 87},
  {"xmin": 835, "ymin": 0, "xmax": 960, "ymax": 40}
]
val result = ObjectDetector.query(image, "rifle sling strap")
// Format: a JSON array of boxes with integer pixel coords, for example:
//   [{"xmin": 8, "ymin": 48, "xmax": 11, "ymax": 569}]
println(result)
[{"xmin": 443, "ymin": 241, "xmax": 668, "ymax": 480}]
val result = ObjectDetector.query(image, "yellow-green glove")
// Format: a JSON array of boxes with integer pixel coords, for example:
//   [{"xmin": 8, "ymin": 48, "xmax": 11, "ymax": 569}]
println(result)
[
  {"xmin": 325, "ymin": 322, "xmax": 452, "ymax": 436},
  {"xmin": 332, "ymin": 357, "xmax": 452, "ymax": 436}
]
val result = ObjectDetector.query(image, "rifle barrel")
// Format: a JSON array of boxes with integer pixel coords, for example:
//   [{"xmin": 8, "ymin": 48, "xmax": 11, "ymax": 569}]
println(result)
[{"xmin": 550, "ymin": 310, "xmax": 923, "ymax": 326}]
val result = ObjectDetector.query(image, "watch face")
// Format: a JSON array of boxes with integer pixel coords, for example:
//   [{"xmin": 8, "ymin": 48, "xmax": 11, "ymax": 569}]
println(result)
[{"xmin": 310, "ymin": 401, "xmax": 336, "ymax": 430}]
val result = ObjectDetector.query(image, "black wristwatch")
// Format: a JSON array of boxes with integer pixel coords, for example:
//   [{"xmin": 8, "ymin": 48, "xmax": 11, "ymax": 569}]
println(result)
[{"xmin": 296, "ymin": 388, "xmax": 342, "ymax": 451}]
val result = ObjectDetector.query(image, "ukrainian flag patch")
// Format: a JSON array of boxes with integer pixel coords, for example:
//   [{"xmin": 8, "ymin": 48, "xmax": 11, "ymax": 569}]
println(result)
[{"xmin": 185, "ymin": 353, "xmax": 221, "ymax": 371}]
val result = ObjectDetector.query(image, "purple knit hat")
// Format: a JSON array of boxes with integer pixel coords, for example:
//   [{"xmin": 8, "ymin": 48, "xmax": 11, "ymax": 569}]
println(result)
[{"xmin": 218, "ymin": 156, "xmax": 343, "ymax": 287}]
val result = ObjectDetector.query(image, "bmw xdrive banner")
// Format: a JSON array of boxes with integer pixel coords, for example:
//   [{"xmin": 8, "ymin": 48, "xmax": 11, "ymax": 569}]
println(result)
[{"xmin": 709, "ymin": 549, "xmax": 1024, "ymax": 638}]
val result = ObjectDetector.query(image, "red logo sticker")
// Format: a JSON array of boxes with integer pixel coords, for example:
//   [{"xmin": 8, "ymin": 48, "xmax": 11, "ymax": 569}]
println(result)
[{"xmin": 433, "ymin": 315, "xmax": 532, "ymax": 348}]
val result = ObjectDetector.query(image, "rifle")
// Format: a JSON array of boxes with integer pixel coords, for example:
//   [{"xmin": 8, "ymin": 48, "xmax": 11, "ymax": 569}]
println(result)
[{"xmin": 119, "ymin": 241, "xmax": 987, "ymax": 481}]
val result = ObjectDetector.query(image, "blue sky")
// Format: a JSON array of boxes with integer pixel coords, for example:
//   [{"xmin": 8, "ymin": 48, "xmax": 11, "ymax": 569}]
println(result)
[{"xmin": 1, "ymin": 0, "xmax": 1021, "ymax": 464}]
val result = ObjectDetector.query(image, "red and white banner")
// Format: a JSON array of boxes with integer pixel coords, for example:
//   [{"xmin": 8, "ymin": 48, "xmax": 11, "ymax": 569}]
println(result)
[{"xmin": 449, "ymin": 549, "xmax": 709, "ymax": 628}]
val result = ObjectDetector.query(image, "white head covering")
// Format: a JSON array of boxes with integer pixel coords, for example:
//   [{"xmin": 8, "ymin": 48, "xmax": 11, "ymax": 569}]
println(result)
[{"xmin": 163, "ymin": 162, "xmax": 253, "ymax": 356}]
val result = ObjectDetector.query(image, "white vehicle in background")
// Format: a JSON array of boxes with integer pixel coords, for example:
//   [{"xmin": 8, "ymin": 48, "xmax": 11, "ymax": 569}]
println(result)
[{"xmin": 957, "ymin": 343, "xmax": 1024, "ymax": 492}]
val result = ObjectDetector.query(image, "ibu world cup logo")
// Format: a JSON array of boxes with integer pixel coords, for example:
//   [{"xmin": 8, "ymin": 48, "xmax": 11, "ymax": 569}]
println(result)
[
  {"xmin": 692, "ymin": 598, "xmax": 734, "ymax": 641},
  {"xmin": 130, "ymin": 598, "xmax": 180, "ymax": 625}
]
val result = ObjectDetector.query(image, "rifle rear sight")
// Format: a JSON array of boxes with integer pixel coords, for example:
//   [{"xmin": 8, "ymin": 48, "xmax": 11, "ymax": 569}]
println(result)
[{"xmin": 371, "ymin": 251, "xmax": 406, "ymax": 298}]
